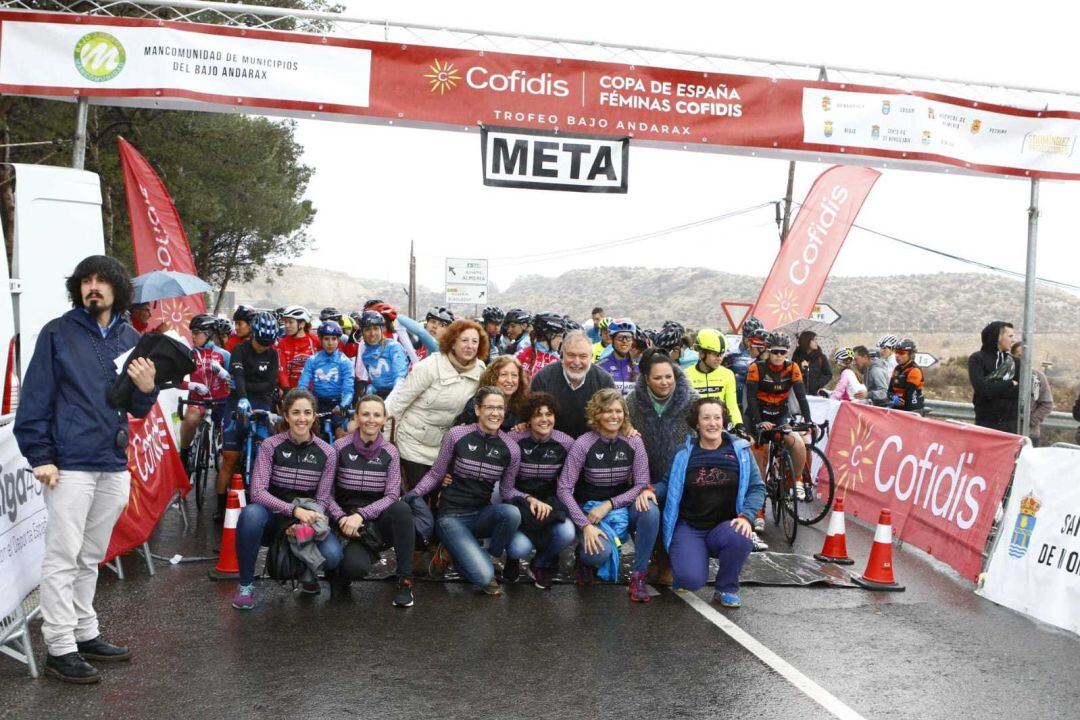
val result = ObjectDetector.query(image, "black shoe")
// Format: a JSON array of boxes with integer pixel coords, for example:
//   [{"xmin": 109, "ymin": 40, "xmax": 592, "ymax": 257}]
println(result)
[
  {"xmin": 502, "ymin": 558, "xmax": 521, "ymax": 583},
  {"xmin": 212, "ymin": 493, "xmax": 227, "ymax": 521},
  {"xmin": 44, "ymin": 652, "xmax": 100, "ymax": 684},
  {"xmin": 393, "ymin": 578, "xmax": 414, "ymax": 608},
  {"xmin": 179, "ymin": 447, "xmax": 191, "ymax": 471},
  {"xmin": 327, "ymin": 570, "xmax": 350, "ymax": 597},
  {"xmin": 76, "ymin": 636, "xmax": 131, "ymax": 662}
]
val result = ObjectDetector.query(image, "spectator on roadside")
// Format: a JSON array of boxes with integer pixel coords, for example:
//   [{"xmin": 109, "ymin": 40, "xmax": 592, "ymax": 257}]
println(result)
[
  {"xmin": 792, "ymin": 330, "xmax": 832, "ymax": 396},
  {"xmin": 968, "ymin": 321, "xmax": 1019, "ymax": 433},
  {"xmin": 1011, "ymin": 341, "xmax": 1054, "ymax": 446},
  {"xmin": 530, "ymin": 330, "xmax": 615, "ymax": 438},
  {"xmin": 829, "ymin": 348, "xmax": 867, "ymax": 401},
  {"xmin": 586, "ymin": 306, "xmax": 604, "ymax": 344},
  {"xmin": 860, "ymin": 346, "xmax": 890, "ymax": 406}
]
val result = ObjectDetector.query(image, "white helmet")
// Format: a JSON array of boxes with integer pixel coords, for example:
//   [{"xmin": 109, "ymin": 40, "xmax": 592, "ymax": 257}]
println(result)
[
  {"xmin": 877, "ymin": 334, "xmax": 899, "ymax": 349},
  {"xmin": 281, "ymin": 305, "xmax": 311, "ymax": 324}
]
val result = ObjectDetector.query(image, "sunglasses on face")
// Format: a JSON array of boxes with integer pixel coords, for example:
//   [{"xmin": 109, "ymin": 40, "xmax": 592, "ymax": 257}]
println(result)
[{"xmin": 769, "ymin": 348, "xmax": 788, "ymax": 355}]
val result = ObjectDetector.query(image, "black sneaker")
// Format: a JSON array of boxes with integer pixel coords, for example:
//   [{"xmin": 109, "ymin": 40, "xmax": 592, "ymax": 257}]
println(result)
[
  {"xmin": 530, "ymin": 562, "xmax": 553, "ymax": 590},
  {"xmin": 44, "ymin": 652, "xmax": 99, "ymax": 684},
  {"xmin": 393, "ymin": 578, "xmax": 414, "ymax": 608},
  {"xmin": 212, "ymin": 493, "xmax": 227, "ymax": 521},
  {"xmin": 502, "ymin": 558, "xmax": 521, "ymax": 583},
  {"xmin": 76, "ymin": 636, "xmax": 131, "ymax": 662}
]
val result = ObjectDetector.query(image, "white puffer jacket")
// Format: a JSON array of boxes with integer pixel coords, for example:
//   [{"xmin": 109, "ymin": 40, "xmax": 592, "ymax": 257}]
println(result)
[{"xmin": 385, "ymin": 353, "xmax": 485, "ymax": 465}]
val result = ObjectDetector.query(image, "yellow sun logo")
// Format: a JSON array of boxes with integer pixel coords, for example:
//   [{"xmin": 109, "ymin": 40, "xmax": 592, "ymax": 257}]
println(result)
[
  {"xmin": 424, "ymin": 60, "xmax": 461, "ymax": 95},
  {"xmin": 767, "ymin": 287, "xmax": 800, "ymax": 325},
  {"xmin": 834, "ymin": 415, "xmax": 876, "ymax": 496}
]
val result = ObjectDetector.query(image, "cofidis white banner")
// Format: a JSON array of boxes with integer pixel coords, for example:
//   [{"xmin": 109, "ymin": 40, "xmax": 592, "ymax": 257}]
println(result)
[
  {"xmin": 978, "ymin": 447, "xmax": 1080, "ymax": 637},
  {"xmin": 0, "ymin": 422, "xmax": 45, "ymax": 620},
  {"xmin": 0, "ymin": 18, "xmax": 370, "ymax": 111}
]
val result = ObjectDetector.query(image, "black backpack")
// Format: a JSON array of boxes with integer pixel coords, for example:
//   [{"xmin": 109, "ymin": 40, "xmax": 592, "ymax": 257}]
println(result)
[{"xmin": 265, "ymin": 522, "xmax": 304, "ymax": 582}]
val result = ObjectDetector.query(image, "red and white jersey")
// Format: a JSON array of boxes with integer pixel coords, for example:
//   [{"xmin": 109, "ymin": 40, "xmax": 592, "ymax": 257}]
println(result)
[
  {"xmin": 517, "ymin": 345, "xmax": 559, "ymax": 378},
  {"xmin": 187, "ymin": 343, "xmax": 232, "ymax": 401}
]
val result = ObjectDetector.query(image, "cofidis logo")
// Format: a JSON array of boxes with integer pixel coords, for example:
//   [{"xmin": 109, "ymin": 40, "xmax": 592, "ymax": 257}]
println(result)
[{"xmin": 74, "ymin": 32, "xmax": 126, "ymax": 82}]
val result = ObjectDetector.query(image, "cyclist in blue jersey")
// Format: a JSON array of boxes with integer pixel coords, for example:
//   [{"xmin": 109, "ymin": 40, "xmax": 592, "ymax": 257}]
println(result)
[
  {"xmin": 358, "ymin": 310, "xmax": 408, "ymax": 398},
  {"xmin": 298, "ymin": 321, "xmax": 354, "ymax": 439},
  {"xmin": 596, "ymin": 318, "xmax": 639, "ymax": 396}
]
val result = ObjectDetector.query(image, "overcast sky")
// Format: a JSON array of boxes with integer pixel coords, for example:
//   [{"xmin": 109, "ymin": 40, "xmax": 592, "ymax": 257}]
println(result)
[{"xmin": 289, "ymin": 1, "xmax": 1080, "ymax": 299}]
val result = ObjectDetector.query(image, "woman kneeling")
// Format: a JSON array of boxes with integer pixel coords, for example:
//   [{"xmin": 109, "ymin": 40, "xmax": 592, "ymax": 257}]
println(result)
[{"xmin": 662, "ymin": 398, "xmax": 765, "ymax": 608}]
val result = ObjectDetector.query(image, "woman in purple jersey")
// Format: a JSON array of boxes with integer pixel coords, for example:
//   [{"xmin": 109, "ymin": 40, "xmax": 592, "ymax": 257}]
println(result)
[{"xmin": 557, "ymin": 388, "xmax": 659, "ymax": 603}]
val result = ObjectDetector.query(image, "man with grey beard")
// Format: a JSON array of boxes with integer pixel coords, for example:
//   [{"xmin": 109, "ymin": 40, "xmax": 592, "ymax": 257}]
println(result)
[{"xmin": 529, "ymin": 330, "xmax": 614, "ymax": 438}]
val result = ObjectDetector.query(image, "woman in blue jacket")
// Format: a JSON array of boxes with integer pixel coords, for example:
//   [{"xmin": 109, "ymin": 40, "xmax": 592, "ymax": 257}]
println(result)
[{"xmin": 662, "ymin": 397, "xmax": 765, "ymax": 608}]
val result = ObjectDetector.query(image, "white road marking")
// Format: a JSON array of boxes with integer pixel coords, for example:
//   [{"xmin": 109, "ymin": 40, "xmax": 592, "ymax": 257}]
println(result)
[{"xmin": 673, "ymin": 588, "xmax": 869, "ymax": 720}]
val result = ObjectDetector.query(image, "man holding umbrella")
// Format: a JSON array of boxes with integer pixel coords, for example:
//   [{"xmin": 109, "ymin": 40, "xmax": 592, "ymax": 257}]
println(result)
[{"xmin": 14, "ymin": 255, "xmax": 159, "ymax": 684}]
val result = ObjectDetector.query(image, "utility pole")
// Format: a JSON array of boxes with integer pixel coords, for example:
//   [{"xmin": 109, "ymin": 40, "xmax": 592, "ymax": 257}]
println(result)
[
  {"xmin": 780, "ymin": 161, "xmax": 795, "ymax": 242},
  {"xmin": 408, "ymin": 239, "xmax": 417, "ymax": 319},
  {"xmin": 1017, "ymin": 179, "xmax": 1039, "ymax": 437}
]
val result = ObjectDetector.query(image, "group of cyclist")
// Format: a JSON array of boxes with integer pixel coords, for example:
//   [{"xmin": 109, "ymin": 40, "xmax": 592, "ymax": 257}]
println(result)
[{"xmin": 173, "ymin": 300, "xmax": 924, "ymax": 613}]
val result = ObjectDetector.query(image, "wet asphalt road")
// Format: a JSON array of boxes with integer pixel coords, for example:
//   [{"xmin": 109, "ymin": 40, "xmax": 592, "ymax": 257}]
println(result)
[{"xmin": 2, "ymin": 492, "xmax": 1079, "ymax": 720}]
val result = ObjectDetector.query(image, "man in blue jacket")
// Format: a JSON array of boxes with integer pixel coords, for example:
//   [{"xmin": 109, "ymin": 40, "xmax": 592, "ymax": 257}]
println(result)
[{"xmin": 14, "ymin": 255, "xmax": 158, "ymax": 684}]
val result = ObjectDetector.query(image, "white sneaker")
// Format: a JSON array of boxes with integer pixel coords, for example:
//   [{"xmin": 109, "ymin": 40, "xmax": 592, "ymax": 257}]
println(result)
[
  {"xmin": 795, "ymin": 481, "xmax": 806, "ymax": 501},
  {"xmin": 751, "ymin": 532, "xmax": 769, "ymax": 551},
  {"xmin": 753, "ymin": 516, "xmax": 765, "ymax": 533}
]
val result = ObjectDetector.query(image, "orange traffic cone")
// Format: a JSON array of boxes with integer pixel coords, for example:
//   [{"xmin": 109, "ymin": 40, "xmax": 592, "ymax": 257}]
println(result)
[
  {"xmin": 230, "ymin": 473, "xmax": 247, "ymax": 508},
  {"xmin": 208, "ymin": 488, "xmax": 241, "ymax": 581},
  {"xmin": 814, "ymin": 496, "xmax": 854, "ymax": 565},
  {"xmin": 852, "ymin": 508, "xmax": 905, "ymax": 591}
]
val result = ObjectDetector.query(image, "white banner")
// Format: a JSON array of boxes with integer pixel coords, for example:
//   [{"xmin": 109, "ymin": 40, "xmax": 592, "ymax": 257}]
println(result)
[
  {"xmin": 481, "ymin": 126, "xmax": 629, "ymax": 192},
  {"xmin": 806, "ymin": 395, "xmax": 842, "ymax": 479},
  {"xmin": 0, "ymin": 422, "xmax": 45, "ymax": 620},
  {"xmin": 0, "ymin": 20, "xmax": 370, "ymax": 108},
  {"xmin": 803, "ymin": 88, "xmax": 1080, "ymax": 177},
  {"xmin": 978, "ymin": 447, "xmax": 1080, "ymax": 636}
]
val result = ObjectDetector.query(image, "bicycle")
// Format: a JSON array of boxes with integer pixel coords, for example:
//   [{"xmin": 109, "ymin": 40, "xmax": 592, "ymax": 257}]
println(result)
[
  {"xmin": 795, "ymin": 420, "xmax": 836, "ymax": 526},
  {"xmin": 756, "ymin": 423, "xmax": 800, "ymax": 545},
  {"xmin": 177, "ymin": 397, "xmax": 220, "ymax": 512},
  {"xmin": 315, "ymin": 409, "xmax": 338, "ymax": 443},
  {"xmin": 239, "ymin": 408, "xmax": 279, "ymax": 489}
]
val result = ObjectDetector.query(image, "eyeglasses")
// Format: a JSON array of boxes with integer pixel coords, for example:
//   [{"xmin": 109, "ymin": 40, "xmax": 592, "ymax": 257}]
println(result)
[
  {"xmin": 613, "ymin": 334, "xmax": 633, "ymax": 342},
  {"xmin": 769, "ymin": 348, "xmax": 788, "ymax": 355},
  {"xmin": 479, "ymin": 405, "xmax": 505, "ymax": 414}
]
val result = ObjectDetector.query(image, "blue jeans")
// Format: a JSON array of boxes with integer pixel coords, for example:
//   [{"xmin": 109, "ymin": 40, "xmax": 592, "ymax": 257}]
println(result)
[
  {"xmin": 510, "ymin": 518, "xmax": 576, "ymax": 569},
  {"xmin": 235, "ymin": 503, "xmax": 343, "ymax": 585},
  {"xmin": 578, "ymin": 502, "xmax": 660, "ymax": 574},
  {"xmin": 436, "ymin": 503, "xmax": 524, "ymax": 587},
  {"xmin": 668, "ymin": 519, "xmax": 752, "ymax": 594}
]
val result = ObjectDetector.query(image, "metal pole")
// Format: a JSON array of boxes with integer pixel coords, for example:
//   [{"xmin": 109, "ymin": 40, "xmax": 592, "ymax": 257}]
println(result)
[
  {"xmin": 408, "ymin": 239, "xmax": 417, "ymax": 319},
  {"xmin": 71, "ymin": 97, "xmax": 89, "ymax": 169},
  {"xmin": 1018, "ymin": 178, "xmax": 1039, "ymax": 437},
  {"xmin": 780, "ymin": 161, "xmax": 795, "ymax": 241}
]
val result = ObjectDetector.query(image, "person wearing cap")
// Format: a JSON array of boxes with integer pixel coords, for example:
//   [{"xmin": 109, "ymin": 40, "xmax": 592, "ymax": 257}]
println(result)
[
  {"xmin": 686, "ymin": 329, "xmax": 743, "ymax": 432},
  {"xmin": 14, "ymin": 255, "xmax": 159, "ymax": 684}
]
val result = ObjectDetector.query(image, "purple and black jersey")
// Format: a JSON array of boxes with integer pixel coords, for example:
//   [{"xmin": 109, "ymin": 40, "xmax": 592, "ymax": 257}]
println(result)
[
  {"xmin": 412, "ymin": 424, "xmax": 522, "ymax": 513},
  {"xmin": 557, "ymin": 431, "xmax": 650, "ymax": 528},
  {"xmin": 250, "ymin": 432, "xmax": 337, "ymax": 517},
  {"xmin": 328, "ymin": 433, "xmax": 402, "ymax": 522},
  {"xmin": 506, "ymin": 429, "xmax": 574, "ymax": 499}
]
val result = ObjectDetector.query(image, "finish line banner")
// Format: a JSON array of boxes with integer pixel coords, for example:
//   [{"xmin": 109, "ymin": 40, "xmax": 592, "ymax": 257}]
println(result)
[
  {"xmin": 4, "ymin": 11, "xmax": 1080, "ymax": 179},
  {"xmin": 481, "ymin": 126, "xmax": 629, "ymax": 192},
  {"xmin": 826, "ymin": 402, "xmax": 1023, "ymax": 580},
  {"xmin": 978, "ymin": 447, "xmax": 1080, "ymax": 637}
]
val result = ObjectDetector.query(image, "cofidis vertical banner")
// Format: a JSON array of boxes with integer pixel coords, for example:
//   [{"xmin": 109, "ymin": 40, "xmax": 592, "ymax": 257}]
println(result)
[
  {"xmin": 751, "ymin": 165, "xmax": 879, "ymax": 330},
  {"xmin": 826, "ymin": 402, "xmax": 1023, "ymax": 580}
]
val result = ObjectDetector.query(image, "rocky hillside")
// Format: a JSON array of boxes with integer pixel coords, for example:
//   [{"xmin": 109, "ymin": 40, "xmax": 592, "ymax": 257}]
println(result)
[{"xmin": 233, "ymin": 265, "xmax": 1080, "ymax": 336}]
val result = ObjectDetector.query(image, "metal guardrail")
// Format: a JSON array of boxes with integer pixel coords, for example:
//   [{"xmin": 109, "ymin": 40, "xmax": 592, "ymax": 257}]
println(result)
[{"xmin": 924, "ymin": 399, "xmax": 1078, "ymax": 431}]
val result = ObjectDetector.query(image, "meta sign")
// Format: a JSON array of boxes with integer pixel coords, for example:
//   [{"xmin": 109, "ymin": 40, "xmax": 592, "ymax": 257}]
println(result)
[{"xmin": 481, "ymin": 126, "xmax": 629, "ymax": 193}]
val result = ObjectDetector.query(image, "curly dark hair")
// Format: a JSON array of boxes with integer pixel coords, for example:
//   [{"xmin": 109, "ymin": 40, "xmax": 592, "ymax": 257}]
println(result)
[
  {"xmin": 522, "ymin": 391, "xmax": 561, "ymax": 421},
  {"xmin": 66, "ymin": 255, "xmax": 133, "ymax": 314},
  {"xmin": 686, "ymin": 397, "xmax": 729, "ymax": 432}
]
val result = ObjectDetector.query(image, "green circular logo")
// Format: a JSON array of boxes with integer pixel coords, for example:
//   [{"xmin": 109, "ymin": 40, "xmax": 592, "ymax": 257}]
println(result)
[{"xmin": 74, "ymin": 32, "xmax": 125, "ymax": 82}]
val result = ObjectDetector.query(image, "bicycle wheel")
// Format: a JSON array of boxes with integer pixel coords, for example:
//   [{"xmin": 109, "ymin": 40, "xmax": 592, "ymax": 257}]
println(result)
[
  {"xmin": 797, "ymin": 445, "xmax": 836, "ymax": 526},
  {"xmin": 193, "ymin": 424, "xmax": 211, "ymax": 511},
  {"xmin": 768, "ymin": 450, "xmax": 781, "ymax": 526},
  {"xmin": 776, "ymin": 448, "xmax": 798, "ymax": 545}
]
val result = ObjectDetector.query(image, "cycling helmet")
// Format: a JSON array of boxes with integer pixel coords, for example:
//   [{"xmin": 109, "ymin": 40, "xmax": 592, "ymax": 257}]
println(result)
[
  {"xmin": 562, "ymin": 315, "xmax": 583, "ymax": 332},
  {"xmin": 878, "ymin": 334, "xmax": 900, "ymax": 349},
  {"xmin": 426, "ymin": 307, "xmax": 455, "ymax": 325},
  {"xmin": 695, "ymin": 328, "xmax": 727, "ymax": 354},
  {"xmin": 359, "ymin": 310, "xmax": 386, "ymax": 328},
  {"xmin": 281, "ymin": 305, "xmax": 311, "ymax": 324},
  {"xmin": 607, "ymin": 319, "xmax": 637, "ymax": 338},
  {"xmin": 895, "ymin": 338, "xmax": 917, "ymax": 352},
  {"xmin": 503, "ymin": 308, "xmax": 531, "ymax": 326},
  {"xmin": 482, "ymin": 306, "xmax": 505, "ymax": 324},
  {"xmin": 661, "ymin": 320, "xmax": 685, "ymax": 334},
  {"xmin": 767, "ymin": 331, "xmax": 792, "ymax": 349},
  {"xmin": 317, "ymin": 320, "xmax": 343, "ymax": 338},
  {"xmin": 741, "ymin": 315, "xmax": 764, "ymax": 338},
  {"xmin": 251, "ymin": 311, "xmax": 279, "ymax": 345},
  {"xmin": 531, "ymin": 312, "xmax": 566, "ymax": 341},
  {"xmin": 597, "ymin": 316, "xmax": 614, "ymax": 331},
  {"xmin": 232, "ymin": 304, "xmax": 256, "ymax": 323},
  {"xmin": 319, "ymin": 306, "xmax": 341, "ymax": 322},
  {"xmin": 656, "ymin": 326, "xmax": 683, "ymax": 351},
  {"xmin": 369, "ymin": 302, "xmax": 398, "ymax": 322},
  {"xmin": 363, "ymin": 299, "xmax": 385, "ymax": 310},
  {"xmin": 747, "ymin": 328, "xmax": 771, "ymax": 347},
  {"xmin": 214, "ymin": 317, "xmax": 233, "ymax": 337},
  {"xmin": 637, "ymin": 329, "xmax": 655, "ymax": 349},
  {"xmin": 833, "ymin": 347, "xmax": 855, "ymax": 364},
  {"xmin": 190, "ymin": 313, "xmax": 218, "ymax": 334}
]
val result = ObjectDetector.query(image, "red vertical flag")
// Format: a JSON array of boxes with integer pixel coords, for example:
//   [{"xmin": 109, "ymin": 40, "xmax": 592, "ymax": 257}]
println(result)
[
  {"xmin": 751, "ymin": 165, "xmax": 880, "ymax": 330},
  {"xmin": 118, "ymin": 136, "xmax": 206, "ymax": 338}
]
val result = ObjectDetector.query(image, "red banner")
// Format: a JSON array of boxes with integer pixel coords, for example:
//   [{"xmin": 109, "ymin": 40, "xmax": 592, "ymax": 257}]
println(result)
[
  {"xmin": 751, "ymin": 165, "xmax": 879, "ymax": 330},
  {"xmin": 118, "ymin": 136, "xmax": 205, "ymax": 339},
  {"xmin": 826, "ymin": 402, "xmax": 1023, "ymax": 580},
  {"xmin": 105, "ymin": 402, "xmax": 189, "ymax": 563}
]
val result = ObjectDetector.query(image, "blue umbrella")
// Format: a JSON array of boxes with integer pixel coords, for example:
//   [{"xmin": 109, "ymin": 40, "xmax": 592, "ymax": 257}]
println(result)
[{"xmin": 131, "ymin": 270, "xmax": 213, "ymax": 304}]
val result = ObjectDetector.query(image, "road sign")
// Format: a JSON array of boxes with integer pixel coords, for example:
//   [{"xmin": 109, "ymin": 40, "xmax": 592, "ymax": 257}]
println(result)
[
  {"xmin": 445, "ymin": 257, "xmax": 488, "ymax": 305},
  {"xmin": 808, "ymin": 302, "xmax": 841, "ymax": 325},
  {"xmin": 720, "ymin": 301, "xmax": 754, "ymax": 334},
  {"xmin": 914, "ymin": 352, "xmax": 938, "ymax": 369}
]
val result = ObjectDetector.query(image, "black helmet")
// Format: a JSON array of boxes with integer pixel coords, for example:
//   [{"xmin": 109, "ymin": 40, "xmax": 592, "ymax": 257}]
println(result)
[
  {"xmin": 214, "ymin": 317, "xmax": 233, "ymax": 337},
  {"xmin": 562, "ymin": 315, "xmax": 582, "ymax": 332},
  {"xmin": 896, "ymin": 338, "xmax": 917, "ymax": 352},
  {"xmin": 531, "ymin": 312, "xmax": 566, "ymax": 341},
  {"xmin": 482, "ymin": 306, "xmax": 505, "ymax": 324},
  {"xmin": 503, "ymin": 308, "xmax": 531, "ymax": 326},
  {"xmin": 655, "ymin": 326, "xmax": 682, "ymax": 351},
  {"xmin": 661, "ymin": 320, "xmax": 685, "ymax": 336},
  {"xmin": 766, "ymin": 331, "xmax": 792, "ymax": 349},
  {"xmin": 190, "ymin": 313, "xmax": 217, "ymax": 334},
  {"xmin": 232, "ymin": 304, "xmax": 256, "ymax": 323},
  {"xmin": 426, "ymin": 306, "xmax": 455, "ymax": 325},
  {"xmin": 319, "ymin": 306, "xmax": 341, "ymax": 322},
  {"xmin": 742, "ymin": 315, "xmax": 764, "ymax": 338}
]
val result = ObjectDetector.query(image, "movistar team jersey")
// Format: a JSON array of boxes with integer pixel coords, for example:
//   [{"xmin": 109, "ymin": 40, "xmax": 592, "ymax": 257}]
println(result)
[{"xmin": 297, "ymin": 349, "xmax": 354, "ymax": 405}]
